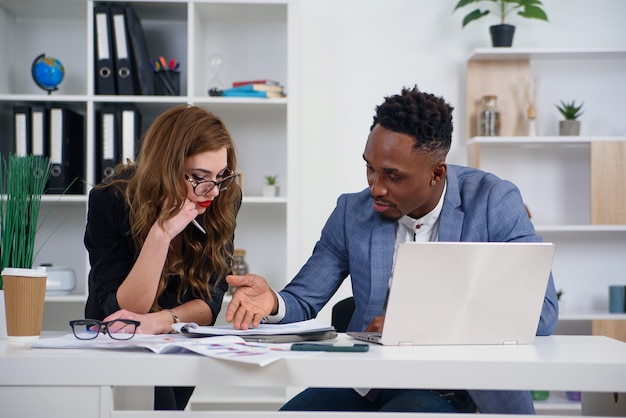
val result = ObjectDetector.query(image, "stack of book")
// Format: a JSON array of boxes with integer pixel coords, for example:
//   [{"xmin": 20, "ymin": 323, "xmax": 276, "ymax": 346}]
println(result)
[{"xmin": 221, "ymin": 80, "xmax": 285, "ymax": 98}]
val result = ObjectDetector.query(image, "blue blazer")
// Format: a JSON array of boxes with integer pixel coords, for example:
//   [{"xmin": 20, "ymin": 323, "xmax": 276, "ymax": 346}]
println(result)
[{"xmin": 278, "ymin": 164, "xmax": 558, "ymax": 413}]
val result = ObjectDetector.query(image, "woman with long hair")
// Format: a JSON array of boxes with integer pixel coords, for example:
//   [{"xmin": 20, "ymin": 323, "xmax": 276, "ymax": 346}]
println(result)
[{"xmin": 84, "ymin": 104, "xmax": 241, "ymax": 409}]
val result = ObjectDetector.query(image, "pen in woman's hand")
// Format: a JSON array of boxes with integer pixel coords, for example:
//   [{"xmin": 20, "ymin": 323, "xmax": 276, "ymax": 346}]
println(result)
[{"xmin": 191, "ymin": 219, "xmax": 206, "ymax": 234}]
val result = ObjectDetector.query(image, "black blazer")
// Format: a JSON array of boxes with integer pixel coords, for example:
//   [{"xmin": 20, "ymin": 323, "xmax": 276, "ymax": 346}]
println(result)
[{"xmin": 83, "ymin": 178, "xmax": 230, "ymax": 322}]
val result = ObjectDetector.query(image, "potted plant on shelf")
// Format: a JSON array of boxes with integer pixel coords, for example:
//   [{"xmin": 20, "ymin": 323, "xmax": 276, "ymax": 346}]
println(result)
[
  {"xmin": 555, "ymin": 100, "xmax": 583, "ymax": 136},
  {"xmin": 262, "ymin": 175, "xmax": 279, "ymax": 197},
  {"xmin": 1, "ymin": 154, "xmax": 51, "ymax": 340},
  {"xmin": 453, "ymin": 0, "xmax": 549, "ymax": 47}
]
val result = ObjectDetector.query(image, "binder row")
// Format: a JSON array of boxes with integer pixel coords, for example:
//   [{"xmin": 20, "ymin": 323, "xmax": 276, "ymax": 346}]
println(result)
[
  {"xmin": 94, "ymin": 3, "xmax": 153, "ymax": 95},
  {"xmin": 95, "ymin": 105, "xmax": 142, "ymax": 184},
  {"xmin": 12, "ymin": 106, "xmax": 85, "ymax": 195}
]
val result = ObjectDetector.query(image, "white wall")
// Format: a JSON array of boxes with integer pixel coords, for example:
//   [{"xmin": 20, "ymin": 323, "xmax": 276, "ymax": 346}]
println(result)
[{"xmin": 293, "ymin": 0, "xmax": 626, "ymax": 323}]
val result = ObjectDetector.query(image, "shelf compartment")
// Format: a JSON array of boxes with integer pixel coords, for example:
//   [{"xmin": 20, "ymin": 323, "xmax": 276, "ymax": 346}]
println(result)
[
  {"xmin": 0, "ymin": 2, "xmax": 88, "ymax": 95},
  {"xmin": 465, "ymin": 48, "xmax": 626, "ymax": 139},
  {"xmin": 468, "ymin": 138, "xmax": 626, "ymax": 227},
  {"xmin": 234, "ymin": 202, "xmax": 287, "ymax": 292},
  {"xmin": 190, "ymin": 2, "xmax": 288, "ymax": 98},
  {"xmin": 540, "ymin": 230, "xmax": 626, "ymax": 314},
  {"xmin": 34, "ymin": 201, "xmax": 89, "ymax": 299},
  {"xmin": 469, "ymin": 140, "xmax": 591, "ymax": 225},
  {"xmin": 468, "ymin": 138, "xmax": 626, "ymax": 225}
]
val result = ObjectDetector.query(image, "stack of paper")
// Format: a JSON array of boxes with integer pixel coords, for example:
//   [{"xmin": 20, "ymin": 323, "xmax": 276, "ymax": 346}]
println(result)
[{"xmin": 173, "ymin": 319, "xmax": 336, "ymax": 343}]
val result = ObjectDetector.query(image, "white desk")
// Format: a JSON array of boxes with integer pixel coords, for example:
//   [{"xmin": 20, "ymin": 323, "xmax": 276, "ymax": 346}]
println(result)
[{"xmin": 1, "ymin": 334, "xmax": 625, "ymax": 418}]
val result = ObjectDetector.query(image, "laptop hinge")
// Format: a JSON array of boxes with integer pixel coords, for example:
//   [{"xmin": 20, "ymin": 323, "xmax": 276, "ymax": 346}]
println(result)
[{"xmin": 503, "ymin": 340, "xmax": 518, "ymax": 345}]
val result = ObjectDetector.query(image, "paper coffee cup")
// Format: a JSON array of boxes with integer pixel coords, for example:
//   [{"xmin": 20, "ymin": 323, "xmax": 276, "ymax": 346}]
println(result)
[{"xmin": 1, "ymin": 267, "xmax": 47, "ymax": 341}]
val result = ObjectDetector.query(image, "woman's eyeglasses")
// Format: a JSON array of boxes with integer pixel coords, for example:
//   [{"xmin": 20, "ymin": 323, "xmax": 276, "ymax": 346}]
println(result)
[
  {"xmin": 69, "ymin": 319, "xmax": 140, "ymax": 340},
  {"xmin": 185, "ymin": 170, "xmax": 238, "ymax": 196}
]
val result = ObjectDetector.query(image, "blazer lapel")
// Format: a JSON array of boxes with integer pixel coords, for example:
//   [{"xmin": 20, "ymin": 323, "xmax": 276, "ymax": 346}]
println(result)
[
  {"xmin": 438, "ymin": 166, "xmax": 464, "ymax": 242},
  {"xmin": 367, "ymin": 220, "xmax": 395, "ymax": 317}
]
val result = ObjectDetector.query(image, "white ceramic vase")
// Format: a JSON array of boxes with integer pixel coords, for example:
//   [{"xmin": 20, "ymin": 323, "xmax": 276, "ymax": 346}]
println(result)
[{"xmin": 262, "ymin": 185, "xmax": 279, "ymax": 197}]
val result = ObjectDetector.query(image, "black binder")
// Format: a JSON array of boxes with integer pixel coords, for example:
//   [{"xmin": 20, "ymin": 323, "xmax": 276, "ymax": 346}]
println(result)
[
  {"xmin": 30, "ymin": 105, "xmax": 49, "ymax": 158},
  {"xmin": 119, "ymin": 105, "xmax": 142, "ymax": 163},
  {"xmin": 13, "ymin": 106, "xmax": 31, "ymax": 156},
  {"xmin": 110, "ymin": 4, "xmax": 136, "ymax": 95},
  {"xmin": 94, "ymin": 4, "xmax": 116, "ymax": 95},
  {"xmin": 124, "ymin": 4, "xmax": 154, "ymax": 95},
  {"xmin": 47, "ymin": 107, "xmax": 85, "ymax": 194},
  {"xmin": 95, "ymin": 106, "xmax": 119, "ymax": 184}
]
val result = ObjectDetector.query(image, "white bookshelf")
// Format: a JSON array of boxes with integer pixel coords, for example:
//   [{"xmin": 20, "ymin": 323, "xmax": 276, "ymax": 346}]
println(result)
[
  {"xmin": 0, "ymin": 0, "xmax": 298, "ymax": 330},
  {"xmin": 465, "ymin": 49, "xmax": 626, "ymax": 317}
]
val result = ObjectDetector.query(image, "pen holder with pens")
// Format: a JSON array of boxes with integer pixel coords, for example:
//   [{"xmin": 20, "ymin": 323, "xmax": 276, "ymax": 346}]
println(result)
[{"xmin": 154, "ymin": 70, "xmax": 180, "ymax": 96}]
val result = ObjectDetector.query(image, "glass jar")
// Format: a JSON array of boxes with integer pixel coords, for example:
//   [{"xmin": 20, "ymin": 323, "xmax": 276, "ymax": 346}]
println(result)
[
  {"xmin": 527, "ymin": 106, "xmax": 537, "ymax": 137},
  {"xmin": 478, "ymin": 95, "xmax": 501, "ymax": 136},
  {"xmin": 229, "ymin": 249, "xmax": 249, "ymax": 295}
]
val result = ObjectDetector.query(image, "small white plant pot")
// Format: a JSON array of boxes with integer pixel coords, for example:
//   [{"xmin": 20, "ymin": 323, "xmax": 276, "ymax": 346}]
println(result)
[{"xmin": 262, "ymin": 185, "xmax": 279, "ymax": 197}]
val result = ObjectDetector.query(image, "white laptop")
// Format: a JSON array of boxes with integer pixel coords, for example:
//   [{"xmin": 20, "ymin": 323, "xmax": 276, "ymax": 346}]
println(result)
[{"xmin": 347, "ymin": 241, "xmax": 555, "ymax": 346}]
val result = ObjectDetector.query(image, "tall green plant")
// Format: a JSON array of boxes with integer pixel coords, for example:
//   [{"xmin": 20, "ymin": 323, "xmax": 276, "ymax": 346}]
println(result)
[{"xmin": 0, "ymin": 154, "xmax": 51, "ymax": 288}]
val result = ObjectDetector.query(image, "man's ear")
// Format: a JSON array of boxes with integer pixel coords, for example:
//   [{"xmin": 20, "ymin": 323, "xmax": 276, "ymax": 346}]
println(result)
[{"xmin": 433, "ymin": 162, "xmax": 447, "ymax": 182}]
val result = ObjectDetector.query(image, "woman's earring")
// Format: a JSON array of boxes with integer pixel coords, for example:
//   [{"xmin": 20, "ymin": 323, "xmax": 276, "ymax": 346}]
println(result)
[{"xmin": 430, "ymin": 180, "xmax": 436, "ymax": 186}]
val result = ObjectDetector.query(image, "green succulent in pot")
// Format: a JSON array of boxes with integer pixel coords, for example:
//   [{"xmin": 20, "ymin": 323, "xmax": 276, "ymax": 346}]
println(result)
[
  {"xmin": 555, "ymin": 100, "xmax": 584, "ymax": 136},
  {"xmin": 555, "ymin": 100, "xmax": 584, "ymax": 120}
]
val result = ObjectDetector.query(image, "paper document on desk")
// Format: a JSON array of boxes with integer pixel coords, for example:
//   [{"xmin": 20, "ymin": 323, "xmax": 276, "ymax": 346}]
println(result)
[
  {"xmin": 31, "ymin": 334, "xmax": 314, "ymax": 366},
  {"xmin": 173, "ymin": 319, "xmax": 337, "ymax": 343}
]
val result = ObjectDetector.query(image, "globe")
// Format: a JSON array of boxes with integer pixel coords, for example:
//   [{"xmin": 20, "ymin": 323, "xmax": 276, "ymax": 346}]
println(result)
[{"xmin": 31, "ymin": 53, "xmax": 65, "ymax": 94}]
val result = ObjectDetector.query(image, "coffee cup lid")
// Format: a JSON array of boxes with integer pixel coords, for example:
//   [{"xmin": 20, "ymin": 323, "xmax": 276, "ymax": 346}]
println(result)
[{"xmin": 1, "ymin": 267, "xmax": 47, "ymax": 277}]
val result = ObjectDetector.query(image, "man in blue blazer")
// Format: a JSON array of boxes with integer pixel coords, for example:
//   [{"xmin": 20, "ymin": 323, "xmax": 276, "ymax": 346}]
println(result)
[{"xmin": 226, "ymin": 86, "xmax": 559, "ymax": 414}]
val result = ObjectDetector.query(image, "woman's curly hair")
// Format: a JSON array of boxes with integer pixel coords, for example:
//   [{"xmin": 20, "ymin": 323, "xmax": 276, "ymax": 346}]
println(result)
[{"xmin": 103, "ymin": 105, "xmax": 241, "ymax": 311}]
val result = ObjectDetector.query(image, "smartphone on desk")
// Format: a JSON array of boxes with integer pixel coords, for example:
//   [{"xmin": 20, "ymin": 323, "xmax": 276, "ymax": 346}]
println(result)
[{"xmin": 291, "ymin": 343, "xmax": 369, "ymax": 352}]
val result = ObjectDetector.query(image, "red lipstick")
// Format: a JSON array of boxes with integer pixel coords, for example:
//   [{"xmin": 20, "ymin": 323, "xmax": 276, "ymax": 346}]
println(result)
[{"xmin": 198, "ymin": 200, "xmax": 212, "ymax": 208}]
